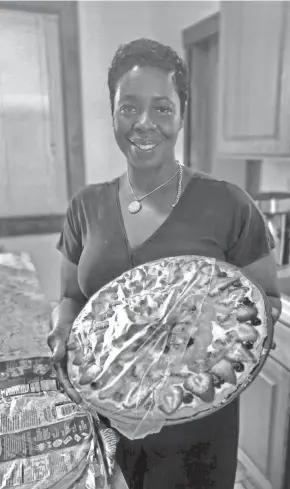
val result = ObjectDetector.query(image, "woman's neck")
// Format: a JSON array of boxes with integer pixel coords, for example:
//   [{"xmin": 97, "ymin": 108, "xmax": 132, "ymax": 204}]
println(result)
[{"xmin": 127, "ymin": 159, "xmax": 179, "ymax": 195}]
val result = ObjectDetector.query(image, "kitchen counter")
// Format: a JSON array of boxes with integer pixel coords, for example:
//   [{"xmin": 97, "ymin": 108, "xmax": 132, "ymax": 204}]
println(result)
[
  {"xmin": 280, "ymin": 294, "xmax": 290, "ymax": 323},
  {"xmin": 0, "ymin": 249, "xmax": 52, "ymax": 361}
]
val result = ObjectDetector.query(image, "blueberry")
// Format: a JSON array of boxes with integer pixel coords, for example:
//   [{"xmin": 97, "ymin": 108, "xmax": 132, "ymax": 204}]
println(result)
[
  {"xmin": 218, "ymin": 271, "xmax": 228, "ymax": 278},
  {"xmin": 232, "ymin": 279, "xmax": 242, "ymax": 288},
  {"xmin": 244, "ymin": 340, "xmax": 254, "ymax": 350},
  {"xmin": 212, "ymin": 375, "xmax": 225, "ymax": 388},
  {"xmin": 164, "ymin": 345, "xmax": 170, "ymax": 354},
  {"xmin": 243, "ymin": 297, "xmax": 254, "ymax": 307},
  {"xmin": 183, "ymin": 393, "xmax": 194, "ymax": 404},
  {"xmin": 187, "ymin": 338, "xmax": 195, "ymax": 348},
  {"xmin": 233, "ymin": 362, "xmax": 244, "ymax": 372},
  {"xmin": 251, "ymin": 317, "xmax": 261, "ymax": 326}
]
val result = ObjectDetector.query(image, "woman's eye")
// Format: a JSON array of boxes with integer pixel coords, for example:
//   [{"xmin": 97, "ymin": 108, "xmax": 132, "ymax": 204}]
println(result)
[
  {"xmin": 119, "ymin": 106, "xmax": 136, "ymax": 114},
  {"xmin": 156, "ymin": 106, "xmax": 172, "ymax": 115}
]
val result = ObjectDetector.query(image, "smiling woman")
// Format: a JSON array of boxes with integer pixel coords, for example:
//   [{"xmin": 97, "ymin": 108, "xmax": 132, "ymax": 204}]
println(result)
[{"xmin": 48, "ymin": 38, "xmax": 281, "ymax": 489}]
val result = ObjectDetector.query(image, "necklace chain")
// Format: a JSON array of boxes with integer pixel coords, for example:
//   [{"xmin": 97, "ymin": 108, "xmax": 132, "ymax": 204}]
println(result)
[
  {"xmin": 127, "ymin": 162, "xmax": 183, "ymax": 214},
  {"xmin": 172, "ymin": 164, "xmax": 183, "ymax": 208},
  {"xmin": 127, "ymin": 163, "xmax": 180, "ymax": 202}
]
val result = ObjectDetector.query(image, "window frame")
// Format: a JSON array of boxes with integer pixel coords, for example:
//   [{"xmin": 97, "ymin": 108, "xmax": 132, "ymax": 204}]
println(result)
[{"xmin": 0, "ymin": 1, "xmax": 85, "ymax": 237}]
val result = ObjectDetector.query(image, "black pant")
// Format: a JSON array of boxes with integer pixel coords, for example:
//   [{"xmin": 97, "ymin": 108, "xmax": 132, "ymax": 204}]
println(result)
[{"xmin": 115, "ymin": 399, "xmax": 239, "ymax": 489}]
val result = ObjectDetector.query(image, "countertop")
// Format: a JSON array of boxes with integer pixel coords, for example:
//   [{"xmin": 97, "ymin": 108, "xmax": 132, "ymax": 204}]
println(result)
[
  {"xmin": 281, "ymin": 295, "xmax": 290, "ymax": 323},
  {"xmin": 0, "ymin": 250, "xmax": 52, "ymax": 361}
]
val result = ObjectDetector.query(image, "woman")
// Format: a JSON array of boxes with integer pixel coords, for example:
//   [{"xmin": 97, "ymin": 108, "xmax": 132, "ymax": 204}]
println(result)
[{"xmin": 48, "ymin": 39, "xmax": 281, "ymax": 489}]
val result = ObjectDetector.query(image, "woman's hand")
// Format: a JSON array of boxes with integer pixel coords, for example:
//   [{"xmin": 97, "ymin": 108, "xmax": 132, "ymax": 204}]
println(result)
[
  {"xmin": 270, "ymin": 306, "xmax": 280, "ymax": 325},
  {"xmin": 48, "ymin": 323, "xmax": 82, "ymax": 405},
  {"xmin": 264, "ymin": 305, "xmax": 280, "ymax": 351}
]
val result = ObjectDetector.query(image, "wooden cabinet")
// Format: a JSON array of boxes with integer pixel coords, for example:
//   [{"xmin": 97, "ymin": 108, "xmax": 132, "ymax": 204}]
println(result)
[
  {"xmin": 217, "ymin": 1, "xmax": 290, "ymax": 157},
  {"xmin": 238, "ymin": 316, "xmax": 290, "ymax": 489}
]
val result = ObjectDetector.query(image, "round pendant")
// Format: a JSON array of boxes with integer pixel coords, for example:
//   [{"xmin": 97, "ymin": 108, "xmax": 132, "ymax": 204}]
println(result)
[{"xmin": 128, "ymin": 200, "xmax": 142, "ymax": 214}]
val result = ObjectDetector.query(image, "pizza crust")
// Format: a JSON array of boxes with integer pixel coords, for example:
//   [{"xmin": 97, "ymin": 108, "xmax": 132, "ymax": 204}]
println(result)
[{"xmin": 67, "ymin": 256, "xmax": 271, "ymax": 439}]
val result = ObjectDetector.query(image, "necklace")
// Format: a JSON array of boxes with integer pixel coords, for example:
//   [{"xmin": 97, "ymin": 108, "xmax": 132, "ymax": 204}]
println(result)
[{"xmin": 127, "ymin": 162, "xmax": 183, "ymax": 214}]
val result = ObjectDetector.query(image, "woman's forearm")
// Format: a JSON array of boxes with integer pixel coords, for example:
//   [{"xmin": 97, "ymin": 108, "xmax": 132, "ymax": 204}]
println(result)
[
  {"xmin": 51, "ymin": 297, "xmax": 86, "ymax": 331},
  {"xmin": 266, "ymin": 295, "xmax": 282, "ymax": 324}
]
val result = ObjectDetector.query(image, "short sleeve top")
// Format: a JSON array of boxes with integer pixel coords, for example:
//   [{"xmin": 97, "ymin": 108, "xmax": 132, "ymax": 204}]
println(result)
[{"xmin": 56, "ymin": 174, "xmax": 275, "ymax": 300}]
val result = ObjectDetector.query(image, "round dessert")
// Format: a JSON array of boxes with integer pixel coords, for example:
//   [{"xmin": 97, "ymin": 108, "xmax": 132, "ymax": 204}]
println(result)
[{"xmin": 67, "ymin": 255, "xmax": 272, "ymax": 439}]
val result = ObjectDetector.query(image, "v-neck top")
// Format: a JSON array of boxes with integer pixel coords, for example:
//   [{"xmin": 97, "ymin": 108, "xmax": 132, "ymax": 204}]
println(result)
[{"xmin": 56, "ymin": 173, "xmax": 274, "ymax": 300}]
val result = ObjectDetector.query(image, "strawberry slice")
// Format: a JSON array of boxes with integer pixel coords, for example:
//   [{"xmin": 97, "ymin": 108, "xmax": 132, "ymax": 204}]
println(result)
[
  {"xmin": 78, "ymin": 364, "xmax": 101, "ymax": 385},
  {"xmin": 72, "ymin": 349, "xmax": 85, "ymax": 366},
  {"xmin": 236, "ymin": 305, "xmax": 258, "ymax": 323},
  {"xmin": 184, "ymin": 373, "xmax": 215, "ymax": 403},
  {"xmin": 237, "ymin": 323, "xmax": 259, "ymax": 342},
  {"xmin": 211, "ymin": 359, "xmax": 237, "ymax": 385},
  {"xmin": 123, "ymin": 378, "xmax": 153, "ymax": 409},
  {"xmin": 226, "ymin": 342, "xmax": 255, "ymax": 363},
  {"xmin": 158, "ymin": 385, "xmax": 183, "ymax": 414}
]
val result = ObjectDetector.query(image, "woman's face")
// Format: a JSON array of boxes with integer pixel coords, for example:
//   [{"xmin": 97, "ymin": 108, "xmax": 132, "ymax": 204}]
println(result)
[{"xmin": 113, "ymin": 66, "xmax": 183, "ymax": 170}]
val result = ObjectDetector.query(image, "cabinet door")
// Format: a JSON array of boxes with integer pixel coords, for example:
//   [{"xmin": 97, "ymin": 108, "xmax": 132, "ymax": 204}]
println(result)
[
  {"xmin": 217, "ymin": 1, "xmax": 290, "ymax": 157},
  {"xmin": 238, "ymin": 356, "xmax": 290, "ymax": 489}
]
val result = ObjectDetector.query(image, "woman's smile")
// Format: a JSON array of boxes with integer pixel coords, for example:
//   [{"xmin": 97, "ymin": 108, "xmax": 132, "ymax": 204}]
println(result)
[{"xmin": 129, "ymin": 138, "xmax": 161, "ymax": 154}]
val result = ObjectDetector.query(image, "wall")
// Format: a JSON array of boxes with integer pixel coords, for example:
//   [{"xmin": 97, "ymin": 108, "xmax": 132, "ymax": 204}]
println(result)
[{"xmin": 0, "ymin": 1, "xmax": 220, "ymax": 301}]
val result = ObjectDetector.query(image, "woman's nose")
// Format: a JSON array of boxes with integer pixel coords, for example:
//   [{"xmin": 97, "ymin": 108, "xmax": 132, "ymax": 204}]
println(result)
[{"xmin": 134, "ymin": 110, "xmax": 155, "ymax": 131}]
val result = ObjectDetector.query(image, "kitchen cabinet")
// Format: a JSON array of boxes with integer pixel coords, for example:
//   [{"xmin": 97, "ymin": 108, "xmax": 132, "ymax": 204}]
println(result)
[
  {"xmin": 217, "ymin": 1, "xmax": 290, "ymax": 158},
  {"xmin": 238, "ymin": 299, "xmax": 290, "ymax": 489}
]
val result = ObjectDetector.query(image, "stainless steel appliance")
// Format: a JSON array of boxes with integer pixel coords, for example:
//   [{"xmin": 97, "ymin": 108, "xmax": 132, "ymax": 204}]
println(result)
[{"xmin": 254, "ymin": 192, "xmax": 290, "ymax": 267}]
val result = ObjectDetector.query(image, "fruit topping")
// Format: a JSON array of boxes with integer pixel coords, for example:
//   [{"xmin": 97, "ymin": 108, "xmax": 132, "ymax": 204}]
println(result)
[
  {"xmin": 85, "ymin": 352, "xmax": 96, "ymax": 365},
  {"xmin": 184, "ymin": 373, "xmax": 215, "ymax": 403},
  {"xmin": 211, "ymin": 359, "xmax": 237, "ymax": 385},
  {"xmin": 218, "ymin": 271, "xmax": 228, "ymax": 278},
  {"xmin": 72, "ymin": 349, "xmax": 85, "ymax": 366},
  {"xmin": 237, "ymin": 323, "xmax": 258, "ymax": 342},
  {"xmin": 251, "ymin": 317, "xmax": 262, "ymax": 326},
  {"xmin": 236, "ymin": 306, "xmax": 257, "ymax": 323},
  {"xmin": 123, "ymin": 381, "xmax": 152, "ymax": 409},
  {"xmin": 182, "ymin": 392, "xmax": 194, "ymax": 404},
  {"xmin": 243, "ymin": 340, "xmax": 254, "ymax": 350},
  {"xmin": 232, "ymin": 279, "xmax": 242, "ymax": 288},
  {"xmin": 226, "ymin": 342, "xmax": 255, "ymax": 363},
  {"xmin": 243, "ymin": 297, "xmax": 254, "ymax": 307},
  {"xmin": 78, "ymin": 364, "xmax": 100, "ymax": 385},
  {"xmin": 233, "ymin": 361, "xmax": 244, "ymax": 373},
  {"xmin": 158, "ymin": 385, "xmax": 183, "ymax": 414},
  {"xmin": 113, "ymin": 391, "xmax": 125, "ymax": 403},
  {"xmin": 212, "ymin": 374, "xmax": 225, "ymax": 388}
]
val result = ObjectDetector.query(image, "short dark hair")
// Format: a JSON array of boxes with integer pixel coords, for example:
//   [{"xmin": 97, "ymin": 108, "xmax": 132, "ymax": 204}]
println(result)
[{"xmin": 108, "ymin": 38, "xmax": 189, "ymax": 117}]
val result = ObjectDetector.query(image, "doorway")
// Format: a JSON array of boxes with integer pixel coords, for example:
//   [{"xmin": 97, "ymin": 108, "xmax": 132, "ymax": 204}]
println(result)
[{"xmin": 182, "ymin": 13, "xmax": 219, "ymax": 174}]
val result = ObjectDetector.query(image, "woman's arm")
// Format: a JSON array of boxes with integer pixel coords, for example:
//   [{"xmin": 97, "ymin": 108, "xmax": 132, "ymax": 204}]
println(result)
[
  {"xmin": 242, "ymin": 250, "xmax": 282, "ymax": 323},
  {"xmin": 48, "ymin": 257, "xmax": 87, "ymax": 403},
  {"xmin": 49, "ymin": 257, "xmax": 87, "ymax": 357}
]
